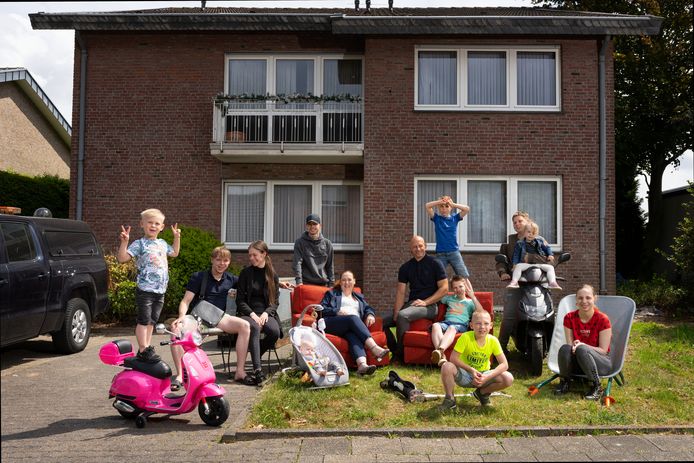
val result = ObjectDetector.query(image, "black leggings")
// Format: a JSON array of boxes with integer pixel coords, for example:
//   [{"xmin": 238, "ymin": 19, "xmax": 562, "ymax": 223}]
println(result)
[
  {"xmin": 558, "ymin": 343, "xmax": 611, "ymax": 384},
  {"xmin": 242, "ymin": 315, "xmax": 281, "ymax": 371}
]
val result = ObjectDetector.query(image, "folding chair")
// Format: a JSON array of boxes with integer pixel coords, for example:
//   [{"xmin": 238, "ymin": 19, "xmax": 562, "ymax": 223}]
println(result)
[{"xmin": 528, "ymin": 294, "xmax": 636, "ymax": 406}]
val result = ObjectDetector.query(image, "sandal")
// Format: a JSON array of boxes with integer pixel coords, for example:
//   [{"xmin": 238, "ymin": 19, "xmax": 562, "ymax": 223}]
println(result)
[
  {"xmin": 170, "ymin": 378, "xmax": 183, "ymax": 392},
  {"xmin": 234, "ymin": 375, "xmax": 257, "ymax": 386}
]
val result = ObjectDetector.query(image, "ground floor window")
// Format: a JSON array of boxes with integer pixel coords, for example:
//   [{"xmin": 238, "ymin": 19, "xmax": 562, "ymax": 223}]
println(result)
[
  {"xmin": 223, "ymin": 181, "xmax": 362, "ymax": 250},
  {"xmin": 415, "ymin": 176, "xmax": 562, "ymax": 252}
]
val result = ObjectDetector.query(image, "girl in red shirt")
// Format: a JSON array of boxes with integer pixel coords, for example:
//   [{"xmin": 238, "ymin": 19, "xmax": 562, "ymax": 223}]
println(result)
[{"xmin": 555, "ymin": 284, "xmax": 612, "ymax": 400}]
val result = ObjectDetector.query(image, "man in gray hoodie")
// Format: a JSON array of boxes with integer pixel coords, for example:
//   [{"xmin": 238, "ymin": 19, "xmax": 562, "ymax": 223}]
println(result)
[{"xmin": 293, "ymin": 214, "xmax": 334, "ymax": 287}]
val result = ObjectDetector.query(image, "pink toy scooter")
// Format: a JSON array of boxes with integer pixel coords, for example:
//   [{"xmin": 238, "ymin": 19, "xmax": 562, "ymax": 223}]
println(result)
[{"xmin": 98, "ymin": 321, "xmax": 229, "ymax": 428}]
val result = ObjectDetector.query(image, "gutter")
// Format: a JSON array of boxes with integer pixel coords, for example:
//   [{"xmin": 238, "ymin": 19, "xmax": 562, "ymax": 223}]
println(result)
[
  {"xmin": 598, "ymin": 35, "xmax": 610, "ymax": 294},
  {"xmin": 75, "ymin": 31, "xmax": 87, "ymax": 221}
]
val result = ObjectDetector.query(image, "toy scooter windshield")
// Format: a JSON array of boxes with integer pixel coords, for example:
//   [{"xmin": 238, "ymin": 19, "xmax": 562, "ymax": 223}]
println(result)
[{"xmin": 181, "ymin": 329, "xmax": 203, "ymax": 346}]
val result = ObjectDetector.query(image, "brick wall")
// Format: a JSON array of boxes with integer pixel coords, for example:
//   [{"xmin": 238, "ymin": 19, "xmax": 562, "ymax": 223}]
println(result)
[{"xmin": 72, "ymin": 32, "xmax": 614, "ymax": 315}]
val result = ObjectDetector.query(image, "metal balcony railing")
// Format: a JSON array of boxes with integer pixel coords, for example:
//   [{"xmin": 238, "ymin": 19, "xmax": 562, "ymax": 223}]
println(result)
[{"xmin": 213, "ymin": 99, "xmax": 363, "ymax": 146}]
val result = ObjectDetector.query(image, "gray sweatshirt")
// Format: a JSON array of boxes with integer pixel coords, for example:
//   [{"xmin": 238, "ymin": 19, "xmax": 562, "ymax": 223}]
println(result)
[{"xmin": 292, "ymin": 231, "xmax": 334, "ymax": 286}]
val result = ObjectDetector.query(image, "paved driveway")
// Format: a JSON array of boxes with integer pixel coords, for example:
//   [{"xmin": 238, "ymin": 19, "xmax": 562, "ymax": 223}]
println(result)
[{"xmin": 2, "ymin": 330, "xmax": 692, "ymax": 463}]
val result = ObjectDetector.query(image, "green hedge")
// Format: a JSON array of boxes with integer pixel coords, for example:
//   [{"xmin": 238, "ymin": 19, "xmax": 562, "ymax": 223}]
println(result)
[
  {"xmin": 0, "ymin": 171, "xmax": 69, "ymax": 218},
  {"xmin": 103, "ymin": 225, "xmax": 242, "ymax": 322}
]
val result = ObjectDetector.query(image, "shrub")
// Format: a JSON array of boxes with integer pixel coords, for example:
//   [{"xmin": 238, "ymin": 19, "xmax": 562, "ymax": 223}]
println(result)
[
  {"xmin": 159, "ymin": 225, "xmax": 226, "ymax": 317},
  {"xmin": 663, "ymin": 184, "xmax": 694, "ymax": 313},
  {"xmin": 0, "ymin": 171, "xmax": 69, "ymax": 218},
  {"xmin": 617, "ymin": 274, "xmax": 686, "ymax": 313},
  {"xmin": 102, "ymin": 226, "xmax": 237, "ymax": 322}
]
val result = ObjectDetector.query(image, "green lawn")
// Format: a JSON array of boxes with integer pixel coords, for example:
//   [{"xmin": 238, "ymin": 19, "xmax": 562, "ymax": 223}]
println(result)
[{"xmin": 246, "ymin": 320, "xmax": 693, "ymax": 429}]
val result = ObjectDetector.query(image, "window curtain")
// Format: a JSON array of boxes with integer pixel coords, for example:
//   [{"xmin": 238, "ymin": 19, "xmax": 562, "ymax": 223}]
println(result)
[
  {"xmin": 324, "ymin": 59, "xmax": 362, "ymax": 97},
  {"xmin": 416, "ymin": 180, "xmax": 457, "ymax": 243},
  {"xmin": 518, "ymin": 181, "xmax": 557, "ymax": 243},
  {"xmin": 468, "ymin": 51, "xmax": 506, "ymax": 105},
  {"xmin": 228, "ymin": 60, "xmax": 266, "ymax": 95},
  {"xmin": 322, "ymin": 185, "xmax": 361, "ymax": 244},
  {"xmin": 467, "ymin": 181, "xmax": 506, "ymax": 243},
  {"xmin": 517, "ymin": 52, "xmax": 556, "ymax": 106},
  {"xmin": 273, "ymin": 185, "xmax": 311, "ymax": 244},
  {"xmin": 226, "ymin": 185, "xmax": 265, "ymax": 243},
  {"xmin": 418, "ymin": 51, "xmax": 457, "ymax": 105},
  {"xmin": 276, "ymin": 59, "xmax": 314, "ymax": 95}
]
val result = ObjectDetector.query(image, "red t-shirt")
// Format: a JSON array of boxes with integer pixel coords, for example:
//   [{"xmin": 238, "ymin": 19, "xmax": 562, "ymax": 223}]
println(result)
[{"xmin": 563, "ymin": 308, "xmax": 611, "ymax": 351}]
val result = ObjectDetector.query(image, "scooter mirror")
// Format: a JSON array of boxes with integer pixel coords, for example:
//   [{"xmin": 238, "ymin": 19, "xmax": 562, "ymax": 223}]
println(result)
[
  {"xmin": 155, "ymin": 323, "xmax": 167, "ymax": 334},
  {"xmin": 495, "ymin": 254, "xmax": 509, "ymax": 264},
  {"xmin": 558, "ymin": 252, "xmax": 571, "ymax": 264}
]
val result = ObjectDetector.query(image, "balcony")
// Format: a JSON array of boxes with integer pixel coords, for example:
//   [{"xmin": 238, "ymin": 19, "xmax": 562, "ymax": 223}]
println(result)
[{"xmin": 210, "ymin": 97, "xmax": 364, "ymax": 164}]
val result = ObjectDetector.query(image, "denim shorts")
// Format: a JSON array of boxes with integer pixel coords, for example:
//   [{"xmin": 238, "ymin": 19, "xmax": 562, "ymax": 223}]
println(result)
[
  {"xmin": 454, "ymin": 368, "xmax": 499, "ymax": 388},
  {"xmin": 436, "ymin": 321, "xmax": 469, "ymax": 334},
  {"xmin": 135, "ymin": 288, "xmax": 165, "ymax": 326},
  {"xmin": 435, "ymin": 251, "xmax": 470, "ymax": 278}
]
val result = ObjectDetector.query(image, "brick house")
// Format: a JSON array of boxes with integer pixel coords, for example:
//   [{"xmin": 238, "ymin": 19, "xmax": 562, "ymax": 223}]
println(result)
[
  {"xmin": 0, "ymin": 68, "xmax": 71, "ymax": 179},
  {"xmin": 31, "ymin": 6, "xmax": 661, "ymax": 311}
]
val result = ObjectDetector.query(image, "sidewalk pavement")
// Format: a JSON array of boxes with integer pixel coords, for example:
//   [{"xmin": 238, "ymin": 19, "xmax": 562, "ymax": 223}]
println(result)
[{"xmin": 1, "ymin": 327, "xmax": 692, "ymax": 463}]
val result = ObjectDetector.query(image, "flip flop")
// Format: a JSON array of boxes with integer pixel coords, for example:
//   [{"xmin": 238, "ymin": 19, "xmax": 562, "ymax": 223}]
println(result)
[
  {"xmin": 170, "ymin": 378, "xmax": 183, "ymax": 392},
  {"xmin": 234, "ymin": 375, "xmax": 257, "ymax": 386}
]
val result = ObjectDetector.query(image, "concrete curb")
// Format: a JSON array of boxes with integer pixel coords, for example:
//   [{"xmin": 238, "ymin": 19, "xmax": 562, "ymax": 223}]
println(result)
[{"xmin": 223, "ymin": 424, "xmax": 694, "ymax": 442}]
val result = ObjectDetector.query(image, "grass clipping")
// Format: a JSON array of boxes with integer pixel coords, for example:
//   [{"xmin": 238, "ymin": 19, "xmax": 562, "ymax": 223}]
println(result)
[{"xmin": 247, "ymin": 321, "xmax": 693, "ymax": 429}]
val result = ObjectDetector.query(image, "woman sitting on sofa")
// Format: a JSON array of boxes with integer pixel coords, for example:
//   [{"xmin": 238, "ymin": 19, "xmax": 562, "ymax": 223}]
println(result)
[{"xmin": 319, "ymin": 270, "xmax": 390, "ymax": 375}]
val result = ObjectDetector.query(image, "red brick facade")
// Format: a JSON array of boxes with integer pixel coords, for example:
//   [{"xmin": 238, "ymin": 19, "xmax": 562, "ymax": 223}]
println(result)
[{"xmin": 71, "ymin": 31, "xmax": 615, "ymax": 314}]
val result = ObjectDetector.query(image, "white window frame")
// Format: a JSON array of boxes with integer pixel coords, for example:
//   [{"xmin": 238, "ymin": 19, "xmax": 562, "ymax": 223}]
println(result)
[
  {"xmin": 413, "ymin": 175, "xmax": 563, "ymax": 252},
  {"xmin": 225, "ymin": 53, "xmax": 365, "ymax": 97},
  {"xmin": 222, "ymin": 180, "xmax": 364, "ymax": 251},
  {"xmin": 414, "ymin": 45, "xmax": 561, "ymax": 112}
]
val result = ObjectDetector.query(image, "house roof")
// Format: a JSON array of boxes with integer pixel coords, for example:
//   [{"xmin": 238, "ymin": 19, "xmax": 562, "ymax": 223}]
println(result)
[
  {"xmin": 30, "ymin": 7, "xmax": 662, "ymax": 36},
  {"xmin": 0, "ymin": 67, "xmax": 71, "ymax": 148}
]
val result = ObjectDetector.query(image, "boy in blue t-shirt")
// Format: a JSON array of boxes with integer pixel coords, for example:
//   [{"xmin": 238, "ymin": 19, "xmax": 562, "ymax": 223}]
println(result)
[
  {"xmin": 430, "ymin": 276, "xmax": 482, "ymax": 366},
  {"xmin": 425, "ymin": 195, "xmax": 470, "ymax": 277},
  {"xmin": 118, "ymin": 208, "xmax": 180, "ymax": 362}
]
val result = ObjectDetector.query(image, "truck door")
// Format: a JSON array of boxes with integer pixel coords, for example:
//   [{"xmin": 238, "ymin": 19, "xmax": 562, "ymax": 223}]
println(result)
[{"xmin": 0, "ymin": 222, "xmax": 50, "ymax": 346}]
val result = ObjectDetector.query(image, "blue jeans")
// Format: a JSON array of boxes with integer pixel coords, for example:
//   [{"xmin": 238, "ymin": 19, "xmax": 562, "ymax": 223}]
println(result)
[
  {"xmin": 436, "ymin": 251, "xmax": 470, "ymax": 277},
  {"xmin": 324, "ymin": 315, "xmax": 372, "ymax": 360}
]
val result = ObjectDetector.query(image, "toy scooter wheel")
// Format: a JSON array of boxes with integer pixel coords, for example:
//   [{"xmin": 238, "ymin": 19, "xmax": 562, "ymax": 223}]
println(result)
[
  {"xmin": 198, "ymin": 396, "xmax": 230, "ymax": 426},
  {"xmin": 135, "ymin": 415, "xmax": 147, "ymax": 428}
]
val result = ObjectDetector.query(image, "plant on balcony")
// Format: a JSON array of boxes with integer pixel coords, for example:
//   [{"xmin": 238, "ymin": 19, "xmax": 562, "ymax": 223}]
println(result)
[{"xmin": 214, "ymin": 92, "xmax": 362, "ymax": 104}]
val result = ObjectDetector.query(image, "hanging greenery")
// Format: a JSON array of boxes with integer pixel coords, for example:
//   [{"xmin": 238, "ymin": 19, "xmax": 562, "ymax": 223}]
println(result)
[{"xmin": 214, "ymin": 92, "xmax": 362, "ymax": 104}]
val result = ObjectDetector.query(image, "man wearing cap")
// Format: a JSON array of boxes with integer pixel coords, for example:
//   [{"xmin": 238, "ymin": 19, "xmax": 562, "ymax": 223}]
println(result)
[{"xmin": 292, "ymin": 214, "xmax": 335, "ymax": 287}]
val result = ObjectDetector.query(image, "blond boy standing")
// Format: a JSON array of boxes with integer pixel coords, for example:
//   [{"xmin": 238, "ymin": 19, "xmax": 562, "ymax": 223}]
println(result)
[{"xmin": 118, "ymin": 208, "xmax": 180, "ymax": 362}]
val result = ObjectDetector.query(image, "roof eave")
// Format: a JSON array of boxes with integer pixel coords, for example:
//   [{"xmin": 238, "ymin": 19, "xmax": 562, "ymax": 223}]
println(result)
[{"xmin": 29, "ymin": 13, "xmax": 663, "ymax": 36}]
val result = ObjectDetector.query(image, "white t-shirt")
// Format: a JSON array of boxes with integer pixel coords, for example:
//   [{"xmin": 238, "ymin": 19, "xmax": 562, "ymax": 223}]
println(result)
[{"xmin": 339, "ymin": 295, "xmax": 360, "ymax": 317}]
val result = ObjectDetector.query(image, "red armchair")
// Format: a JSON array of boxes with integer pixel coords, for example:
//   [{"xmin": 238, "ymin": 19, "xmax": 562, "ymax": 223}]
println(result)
[
  {"xmin": 290, "ymin": 284, "xmax": 391, "ymax": 368},
  {"xmin": 401, "ymin": 291, "xmax": 494, "ymax": 365}
]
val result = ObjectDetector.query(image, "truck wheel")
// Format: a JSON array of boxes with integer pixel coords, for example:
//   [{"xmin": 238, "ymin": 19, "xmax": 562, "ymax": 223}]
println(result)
[
  {"xmin": 529, "ymin": 336, "xmax": 544, "ymax": 377},
  {"xmin": 52, "ymin": 298, "xmax": 91, "ymax": 354}
]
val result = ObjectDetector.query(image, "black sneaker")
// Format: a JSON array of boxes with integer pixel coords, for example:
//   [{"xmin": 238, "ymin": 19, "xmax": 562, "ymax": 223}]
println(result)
[
  {"xmin": 136, "ymin": 345, "xmax": 161, "ymax": 363},
  {"xmin": 473, "ymin": 388, "xmax": 491, "ymax": 406},
  {"xmin": 554, "ymin": 379, "xmax": 570, "ymax": 395},
  {"xmin": 437, "ymin": 397, "xmax": 457, "ymax": 412},
  {"xmin": 584, "ymin": 383, "xmax": 603, "ymax": 401}
]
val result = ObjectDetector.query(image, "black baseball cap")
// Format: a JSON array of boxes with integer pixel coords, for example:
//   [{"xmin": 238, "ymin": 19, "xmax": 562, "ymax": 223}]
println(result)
[{"xmin": 306, "ymin": 214, "xmax": 321, "ymax": 224}]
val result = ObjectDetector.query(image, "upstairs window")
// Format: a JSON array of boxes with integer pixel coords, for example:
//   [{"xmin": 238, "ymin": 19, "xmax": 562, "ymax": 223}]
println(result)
[{"xmin": 415, "ymin": 46, "xmax": 560, "ymax": 111}]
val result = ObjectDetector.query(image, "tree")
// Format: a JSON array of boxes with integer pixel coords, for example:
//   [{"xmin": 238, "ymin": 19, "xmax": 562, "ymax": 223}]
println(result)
[
  {"xmin": 665, "ymin": 184, "xmax": 694, "ymax": 311},
  {"xmin": 534, "ymin": 0, "xmax": 693, "ymax": 276}
]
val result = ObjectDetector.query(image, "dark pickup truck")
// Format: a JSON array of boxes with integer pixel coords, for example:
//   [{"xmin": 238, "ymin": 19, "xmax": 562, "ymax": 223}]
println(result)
[{"xmin": 0, "ymin": 215, "xmax": 109, "ymax": 353}]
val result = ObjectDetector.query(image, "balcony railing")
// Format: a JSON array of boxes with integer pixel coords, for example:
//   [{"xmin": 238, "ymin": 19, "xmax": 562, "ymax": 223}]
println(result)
[{"xmin": 212, "ymin": 99, "xmax": 363, "ymax": 147}]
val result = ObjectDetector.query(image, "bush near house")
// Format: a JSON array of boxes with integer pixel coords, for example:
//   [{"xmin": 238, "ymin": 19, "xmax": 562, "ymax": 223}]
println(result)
[
  {"xmin": 102, "ymin": 225, "xmax": 241, "ymax": 322},
  {"xmin": 0, "ymin": 171, "xmax": 69, "ymax": 218}
]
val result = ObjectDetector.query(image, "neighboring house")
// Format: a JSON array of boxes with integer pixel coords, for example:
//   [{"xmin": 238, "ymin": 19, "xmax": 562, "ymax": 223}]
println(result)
[
  {"xmin": 30, "ymin": 6, "xmax": 661, "ymax": 309},
  {"xmin": 0, "ymin": 67, "xmax": 71, "ymax": 179},
  {"xmin": 653, "ymin": 185, "xmax": 692, "ymax": 279}
]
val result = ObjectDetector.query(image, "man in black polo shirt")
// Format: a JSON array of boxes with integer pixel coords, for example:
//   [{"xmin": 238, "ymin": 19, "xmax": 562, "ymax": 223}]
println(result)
[{"xmin": 384, "ymin": 235, "xmax": 449, "ymax": 362}]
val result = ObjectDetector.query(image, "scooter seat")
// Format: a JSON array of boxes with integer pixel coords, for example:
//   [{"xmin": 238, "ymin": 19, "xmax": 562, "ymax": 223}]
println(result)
[{"xmin": 123, "ymin": 357, "xmax": 173, "ymax": 379}]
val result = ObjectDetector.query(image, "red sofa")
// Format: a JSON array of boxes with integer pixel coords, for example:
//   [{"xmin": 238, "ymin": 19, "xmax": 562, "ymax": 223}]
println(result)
[
  {"xmin": 402, "ymin": 291, "xmax": 495, "ymax": 365},
  {"xmin": 290, "ymin": 284, "xmax": 391, "ymax": 368}
]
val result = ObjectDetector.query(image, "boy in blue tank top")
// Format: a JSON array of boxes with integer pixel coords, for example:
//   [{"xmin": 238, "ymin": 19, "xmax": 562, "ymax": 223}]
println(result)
[{"xmin": 425, "ymin": 195, "xmax": 470, "ymax": 278}]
